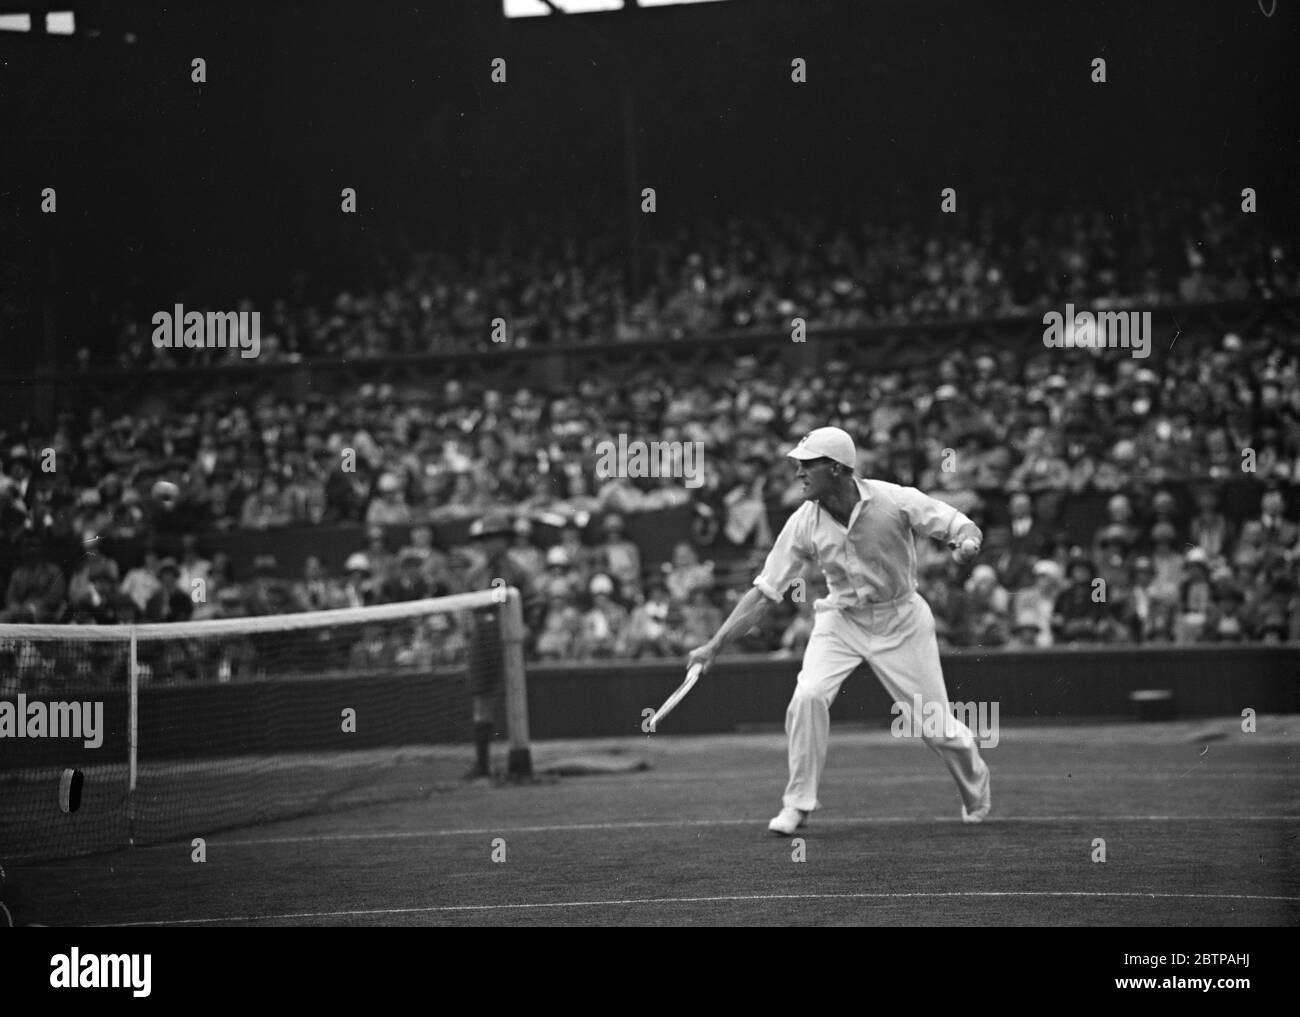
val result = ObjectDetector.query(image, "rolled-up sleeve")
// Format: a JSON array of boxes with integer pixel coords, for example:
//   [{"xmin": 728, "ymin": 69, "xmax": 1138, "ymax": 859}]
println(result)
[
  {"xmin": 753, "ymin": 506, "xmax": 813, "ymax": 602},
  {"xmin": 896, "ymin": 486, "xmax": 982, "ymax": 545}
]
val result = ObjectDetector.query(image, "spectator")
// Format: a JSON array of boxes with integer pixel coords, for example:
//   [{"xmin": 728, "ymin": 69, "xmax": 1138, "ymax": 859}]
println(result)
[
  {"xmin": 1253, "ymin": 488, "xmax": 1297, "ymax": 549},
  {"xmin": 679, "ymin": 588, "xmax": 724, "ymax": 653},
  {"xmin": 1231, "ymin": 521, "xmax": 1269, "ymax": 572},
  {"xmin": 1092, "ymin": 494, "xmax": 1140, "ymax": 559},
  {"xmin": 1053, "ymin": 553, "xmax": 1113, "ymax": 644},
  {"xmin": 919, "ymin": 559, "xmax": 969, "ymax": 648},
  {"xmin": 593, "ymin": 513, "xmax": 643, "ymax": 595},
  {"xmin": 70, "ymin": 557, "xmax": 139, "ymax": 625},
  {"xmin": 964, "ymin": 564, "xmax": 1010, "ymax": 647},
  {"xmin": 120, "ymin": 546, "xmax": 162, "ymax": 612},
  {"xmin": 424, "ymin": 613, "xmax": 469, "ymax": 667},
  {"xmin": 663, "ymin": 541, "xmax": 714, "ymax": 603},
  {"xmin": 1148, "ymin": 523, "xmax": 1185, "ymax": 603},
  {"xmin": 577, "ymin": 573, "xmax": 628, "ymax": 657},
  {"xmin": 192, "ymin": 551, "xmax": 236, "ymax": 620},
  {"xmin": 108, "ymin": 487, "xmax": 149, "ymax": 540},
  {"xmin": 1122, "ymin": 555, "xmax": 1173, "ymax": 643},
  {"xmin": 556, "ymin": 524, "xmax": 595, "ymax": 588},
  {"xmin": 382, "ymin": 549, "xmax": 434, "ymax": 603},
  {"xmin": 143, "ymin": 558, "xmax": 194, "ymax": 623},
  {"xmin": 1007, "ymin": 609, "xmax": 1042, "ymax": 649},
  {"xmin": 341, "ymin": 552, "xmax": 377, "ymax": 607},
  {"xmin": 244, "ymin": 555, "xmax": 295, "ymax": 615},
  {"xmin": 213, "ymin": 585, "xmax": 247, "ymax": 619},
  {"xmin": 1188, "ymin": 487, "xmax": 1232, "ymax": 559},
  {"xmin": 239, "ymin": 476, "xmax": 292, "ymax": 530},
  {"xmin": 0, "ymin": 477, "xmax": 29, "ymax": 545},
  {"xmin": 1208, "ymin": 587, "xmax": 1253, "ymax": 643},
  {"xmin": 1012, "ymin": 559, "xmax": 1063, "ymax": 648},
  {"xmin": 536, "ymin": 593, "xmax": 582, "ymax": 660},
  {"xmin": 68, "ymin": 551, "xmax": 120, "ymax": 607},
  {"xmin": 721, "ymin": 455, "xmax": 772, "ymax": 548},
  {"xmin": 4, "ymin": 445, "xmax": 34, "ymax": 509},
  {"xmin": 997, "ymin": 491, "xmax": 1045, "ymax": 591},
  {"xmin": 360, "ymin": 525, "xmax": 396, "ymax": 587},
  {"xmin": 324, "ymin": 459, "xmax": 371, "ymax": 522},
  {"xmin": 506, "ymin": 517, "xmax": 547, "ymax": 587},
  {"xmin": 72, "ymin": 489, "xmax": 113, "ymax": 545},
  {"xmin": 398, "ymin": 524, "xmax": 450, "ymax": 587},
  {"xmin": 1175, "ymin": 548, "xmax": 1215, "ymax": 643},
  {"xmin": 1095, "ymin": 525, "xmax": 1134, "ymax": 594},
  {"xmin": 1, "ymin": 533, "xmax": 67, "ymax": 623},
  {"xmin": 539, "ymin": 545, "xmax": 582, "ymax": 602},
  {"xmin": 293, "ymin": 555, "xmax": 344, "ymax": 611},
  {"xmin": 147, "ymin": 477, "xmax": 202, "ymax": 536},
  {"xmin": 622, "ymin": 582, "xmax": 678, "ymax": 658},
  {"xmin": 349, "ymin": 623, "xmax": 398, "ymax": 668},
  {"xmin": 464, "ymin": 514, "xmax": 542, "ymax": 624},
  {"xmin": 176, "ymin": 533, "xmax": 212, "ymax": 593},
  {"xmin": 1148, "ymin": 490, "xmax": 1180, "ymax": 540},
  {"xmin": 1232, "ymin": 560, "xmax": 1270, "ymax": 621},
  {"xmin": 366, "ymin": 473, "xmax": 413, "ymax": 527}
]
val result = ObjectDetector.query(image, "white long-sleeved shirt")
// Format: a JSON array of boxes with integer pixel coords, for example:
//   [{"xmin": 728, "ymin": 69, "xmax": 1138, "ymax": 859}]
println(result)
[{"xmin": 753, "ymin": 477, "xmax": 982, "ymax": 609}]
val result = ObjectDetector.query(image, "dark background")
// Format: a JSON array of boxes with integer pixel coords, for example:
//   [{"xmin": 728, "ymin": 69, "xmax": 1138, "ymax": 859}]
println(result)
[{"xmin": 2, "ymin": 0, "xmax": 1297, "ymax": 368}]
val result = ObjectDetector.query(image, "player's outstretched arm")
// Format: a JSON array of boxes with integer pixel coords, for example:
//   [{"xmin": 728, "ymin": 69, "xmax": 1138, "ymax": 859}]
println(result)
[
  {"xmin": 895, "ymin": 484, "xmax": 983, "ymax": 563},
  {"xmin": 686, "ymin": 587, "xmax": 774, "ymax": 674}
]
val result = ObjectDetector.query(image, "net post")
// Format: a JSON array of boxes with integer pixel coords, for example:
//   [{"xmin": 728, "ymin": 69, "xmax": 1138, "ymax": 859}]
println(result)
[
  {"xmin": 127, "ymin": 627, "xmax": 139, "ymax": 845},
  {"xmin": 499, "ymin": 587, "xmax": 532, "ymax": 778}
]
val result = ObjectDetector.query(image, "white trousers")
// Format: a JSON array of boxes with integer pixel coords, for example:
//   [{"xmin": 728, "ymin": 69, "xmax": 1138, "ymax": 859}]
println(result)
[{"xmin": 782, "ymin": 591, "xmax": 989, "ymax": 813}]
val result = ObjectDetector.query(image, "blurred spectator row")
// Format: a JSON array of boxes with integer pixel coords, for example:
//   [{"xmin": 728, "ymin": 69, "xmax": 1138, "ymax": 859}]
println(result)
[
  {"xmin": 102, "ymin": 182, "xmax": 1298, "ymax": 366},
  {"xmin": 2, "ymin": 476, "xmax": 1298, "ymax": 678},
  {"xmin": 2, "ymin": 324, "xmax": 1298, "ymax": 551}
]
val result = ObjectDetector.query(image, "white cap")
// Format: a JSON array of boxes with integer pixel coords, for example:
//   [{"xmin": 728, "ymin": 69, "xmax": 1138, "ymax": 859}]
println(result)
[
  {"xmin": 1032, "ymin": 559, "xmax": 1063, "ymax": 581},
  {"xmin": 787, "ymin": 426, "xmax": 857, "ymax": 470}
]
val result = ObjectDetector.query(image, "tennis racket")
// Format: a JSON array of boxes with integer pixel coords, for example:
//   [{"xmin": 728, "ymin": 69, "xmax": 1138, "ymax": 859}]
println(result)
[{"xmin": 648, "ymin": 663, "xmax": 703, "ymax": 732}]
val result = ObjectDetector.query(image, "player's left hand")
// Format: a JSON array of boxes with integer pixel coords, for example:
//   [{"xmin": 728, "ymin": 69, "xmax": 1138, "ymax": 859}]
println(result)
[{"xmin": 949, "ymin": 537, "xmax": 981, "ymax": 564}]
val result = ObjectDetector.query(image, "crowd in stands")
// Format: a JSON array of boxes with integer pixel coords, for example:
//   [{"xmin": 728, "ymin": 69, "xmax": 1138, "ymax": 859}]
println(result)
[
  {"xmin": 2, "ymin": 466, "xmax": 1298, "ymax": 686},
  {"xmin": 2, "ymin": 182, "xmax": 1298, "ymax": 677},
  {"xmin": 5, "ymin": 324, "xmax": 1298, "ymax": 543},
  {"xmin": 1, "ymin": 320, "xmax": 1298, "ymax": 675},
  {"xmin": 104, "ymin": 183, "xmax": 1299, "ymax": 367}
]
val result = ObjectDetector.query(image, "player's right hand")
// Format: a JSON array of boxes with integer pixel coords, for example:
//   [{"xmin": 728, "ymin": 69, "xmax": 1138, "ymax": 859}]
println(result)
[{"xmin": 686, "ymin": 643, "xmax": 717, "ymax": 675}]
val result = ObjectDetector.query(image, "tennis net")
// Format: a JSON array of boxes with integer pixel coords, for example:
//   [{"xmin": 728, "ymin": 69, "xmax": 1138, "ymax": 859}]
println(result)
[{"xmin": 0, "ymin": 588, "xmax": 530, "ymax": 864}]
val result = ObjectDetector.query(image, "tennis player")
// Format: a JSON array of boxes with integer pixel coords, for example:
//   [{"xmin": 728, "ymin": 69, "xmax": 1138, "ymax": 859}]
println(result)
[{"xmin": 687, "ymin": 427, "xmax": 992, "ymax": 835}]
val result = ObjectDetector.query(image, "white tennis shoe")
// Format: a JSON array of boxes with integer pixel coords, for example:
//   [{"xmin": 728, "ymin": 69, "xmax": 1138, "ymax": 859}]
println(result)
[
  {"xmin": 962, "ymin": 762, "xmax": 992, "ymax": 823},
  {"xmin": 768, "ymin": 806, "xmax": 809, "ymax": 836}
]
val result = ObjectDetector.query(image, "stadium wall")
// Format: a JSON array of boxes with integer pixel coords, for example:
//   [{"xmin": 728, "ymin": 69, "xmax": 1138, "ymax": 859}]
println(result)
[
  {"xmin": 527, "ymin": 646, "xmax": 1300, "ymax": 738},
  {"xmin": 6, "ymin": 647, "xmax": 1295, "ymax": 766}
]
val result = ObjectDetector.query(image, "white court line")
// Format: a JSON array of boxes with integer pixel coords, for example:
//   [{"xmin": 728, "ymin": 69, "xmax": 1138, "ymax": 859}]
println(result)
[
  {"xmin": 112, "ymin": 890, "xmax": 1300, "ymax": 926},
  {"xmin": 199, "ymin": 814, "xmax": 1300, "ymax": 848}
]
